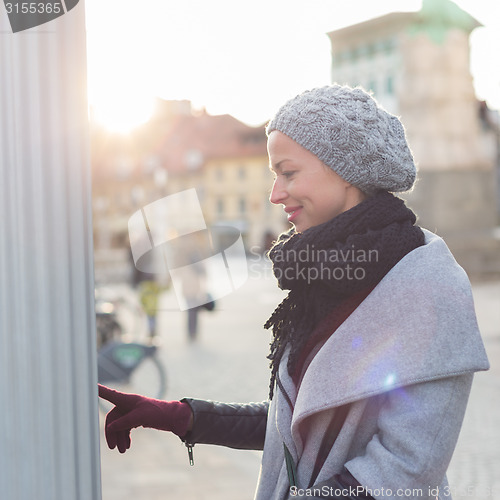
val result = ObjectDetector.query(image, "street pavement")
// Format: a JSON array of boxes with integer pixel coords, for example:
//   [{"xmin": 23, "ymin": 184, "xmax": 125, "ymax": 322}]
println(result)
[{"xmin": 98, "ymin": 261, "xmax": 500, "ymax": 500}]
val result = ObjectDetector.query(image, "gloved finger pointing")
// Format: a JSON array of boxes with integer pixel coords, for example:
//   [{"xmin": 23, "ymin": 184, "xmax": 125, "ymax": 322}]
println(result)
[{"xmin": 98, "ymin": 384, "xmax": 136, "ymax": 408}]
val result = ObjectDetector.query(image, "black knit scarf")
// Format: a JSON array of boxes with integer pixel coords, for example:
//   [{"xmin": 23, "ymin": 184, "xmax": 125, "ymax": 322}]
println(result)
[{"xmin": 265, "ymin": 191, "xmax": 425, "ymax": 399}]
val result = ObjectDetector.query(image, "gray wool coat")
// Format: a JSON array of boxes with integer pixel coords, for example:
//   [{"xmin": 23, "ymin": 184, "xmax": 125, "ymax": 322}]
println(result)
[{"xmin": 254, "ymin": 230, "xmax": 489, "ymax": 500}]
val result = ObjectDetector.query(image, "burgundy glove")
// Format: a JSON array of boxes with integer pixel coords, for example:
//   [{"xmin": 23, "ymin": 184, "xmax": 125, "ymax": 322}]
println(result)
[{"xmin": 98, "ymin": 384, "xmax": 193, "ymax": 453}]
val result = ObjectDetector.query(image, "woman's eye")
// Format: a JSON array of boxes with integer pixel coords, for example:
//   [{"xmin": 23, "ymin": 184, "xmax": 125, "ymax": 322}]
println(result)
[{"xmin": 282, "ymin": 171, "xmax": 295, "ymax": 178}]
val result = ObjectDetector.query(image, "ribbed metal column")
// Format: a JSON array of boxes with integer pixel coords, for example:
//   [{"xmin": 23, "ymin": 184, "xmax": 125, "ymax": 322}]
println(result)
[{"xmin": 0, "ymin": 4, "xmax": 101, "ymax": 500}]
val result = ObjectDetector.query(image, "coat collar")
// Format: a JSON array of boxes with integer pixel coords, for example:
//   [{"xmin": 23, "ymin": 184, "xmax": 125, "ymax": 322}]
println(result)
[{"xmin": 276, "ymin": 230, "xmax": 490, "ymax": 427}]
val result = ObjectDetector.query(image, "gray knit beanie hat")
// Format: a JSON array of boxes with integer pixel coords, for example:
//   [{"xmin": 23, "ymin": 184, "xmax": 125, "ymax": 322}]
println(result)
[{"xmin": 266, "ymin": 85, "xmax": 416, "ymax": 194}]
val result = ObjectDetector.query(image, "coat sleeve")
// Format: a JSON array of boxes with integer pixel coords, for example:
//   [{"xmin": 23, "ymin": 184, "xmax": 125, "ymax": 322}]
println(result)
[
  {"xmin": 179, "ymin": 398, "xmax": 269, "ymax": 451},
  {"xmin": 344, "ymin": 373, "xmax": 474, "ymax": 498}
]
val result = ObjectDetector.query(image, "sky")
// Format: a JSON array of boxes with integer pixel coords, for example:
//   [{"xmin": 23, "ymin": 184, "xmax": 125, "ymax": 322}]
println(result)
[{"xmin": 84, "ymin": 0, "xmax": 500, "ymax": 131}]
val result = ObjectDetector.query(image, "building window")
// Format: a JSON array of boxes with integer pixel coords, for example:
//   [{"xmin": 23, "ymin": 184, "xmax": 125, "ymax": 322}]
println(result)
[
  {"xmin": 185, "ymin": 149, "xmax": 203, "ymax": 171},
  {"xmin": 382, "ymin": 38, "xmax": 395, "ymax": 55},
  {"xmin": 215, "ymin": 166, "xmax": 224, "ymax": 181},
  {"xmin": 386, "ymin": 75, "xmax": 394, "ymax": 95},
  {"xmin": 216, "ymin": 198, "xmax": 225, "ymax": 216},
  {"xmin": 239, "ymin": 197, "xmax": 246, "ymax": 215},
  {"xmin": 358, "ymin": 45, "xmax": 369, "ymax": 59},
  {"xmin": 339, "ymin": 51, "xmax": 349, "ymax": 64}
]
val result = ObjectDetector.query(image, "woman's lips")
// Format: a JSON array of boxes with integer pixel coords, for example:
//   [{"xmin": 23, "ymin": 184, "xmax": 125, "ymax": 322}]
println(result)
[{"xmin": 285, "ymin": 206, "xmax": 302, "ymax": 223}]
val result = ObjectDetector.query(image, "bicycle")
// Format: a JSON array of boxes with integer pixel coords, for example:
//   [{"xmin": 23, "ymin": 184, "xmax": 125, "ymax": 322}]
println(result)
[{"xmin": 95, "ymin": 285, "xmax": 167, "ymax": 411}]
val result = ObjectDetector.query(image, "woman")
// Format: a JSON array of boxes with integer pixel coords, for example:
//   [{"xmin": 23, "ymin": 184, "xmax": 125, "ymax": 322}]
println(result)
[{"xmin": 99, "ymin": 85, "xmax": 489, "ymax": 499}]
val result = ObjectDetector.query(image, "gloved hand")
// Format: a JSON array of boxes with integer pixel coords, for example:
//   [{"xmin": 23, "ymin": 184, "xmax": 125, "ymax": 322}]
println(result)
[{"xmin": 98, "ymin": 384, "xmax": 193, "ymax": 453}]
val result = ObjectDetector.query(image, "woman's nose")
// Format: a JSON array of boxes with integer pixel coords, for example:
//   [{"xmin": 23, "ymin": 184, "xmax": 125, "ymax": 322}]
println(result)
[{"xmin": 269, "ymin": 177, "xmax": 287, "ymax": 205}]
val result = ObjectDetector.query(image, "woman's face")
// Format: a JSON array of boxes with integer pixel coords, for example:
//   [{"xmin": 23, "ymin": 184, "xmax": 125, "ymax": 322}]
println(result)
[{"xmin": 268, "ymin": 131, "xmax": 366, "ymax": 232}]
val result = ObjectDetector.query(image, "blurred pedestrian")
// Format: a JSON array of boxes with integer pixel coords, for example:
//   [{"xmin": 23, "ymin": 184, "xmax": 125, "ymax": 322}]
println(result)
[
  {"xmin": 128, "ymin": 235, "xmax": 169, "ymax": 340},
  {"xmin": 99, "ymin": 85, "xmax": 489, "ymax": 499},
  {"xmin": 169, "ymin": 232, "xmax": 212, "ymax": 342},
  {"xmin": 137, "ymin": 278, "xmax": 163, "ymax": 339},
  {"xmin": 180, "ymin": 255, "xmax": 207, "ymax": 342}
]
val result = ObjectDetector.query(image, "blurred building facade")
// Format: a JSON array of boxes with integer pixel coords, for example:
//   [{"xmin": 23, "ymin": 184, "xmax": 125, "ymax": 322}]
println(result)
[
  {"xmin": 92, "ymin": 0, "xmax": 500, "ymax": 280},
  {"xmin": 91, "ymin": 101, "xmax": 286, "ymax": 281},
  {"xmin": 328, "ymin": 0, "xmax": 500, "ymax": 275}
]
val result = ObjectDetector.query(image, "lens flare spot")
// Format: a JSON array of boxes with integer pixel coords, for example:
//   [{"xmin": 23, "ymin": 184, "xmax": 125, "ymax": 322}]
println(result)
[{"xmin": 384, "ymin": 373, "xmax": 396, "ymax": 388}]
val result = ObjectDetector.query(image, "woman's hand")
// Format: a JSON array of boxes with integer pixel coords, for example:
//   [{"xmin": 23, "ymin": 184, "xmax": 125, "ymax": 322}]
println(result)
[{"xmin": 98, "ymin": 384, "xmax": 193, "ymax": 453}]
